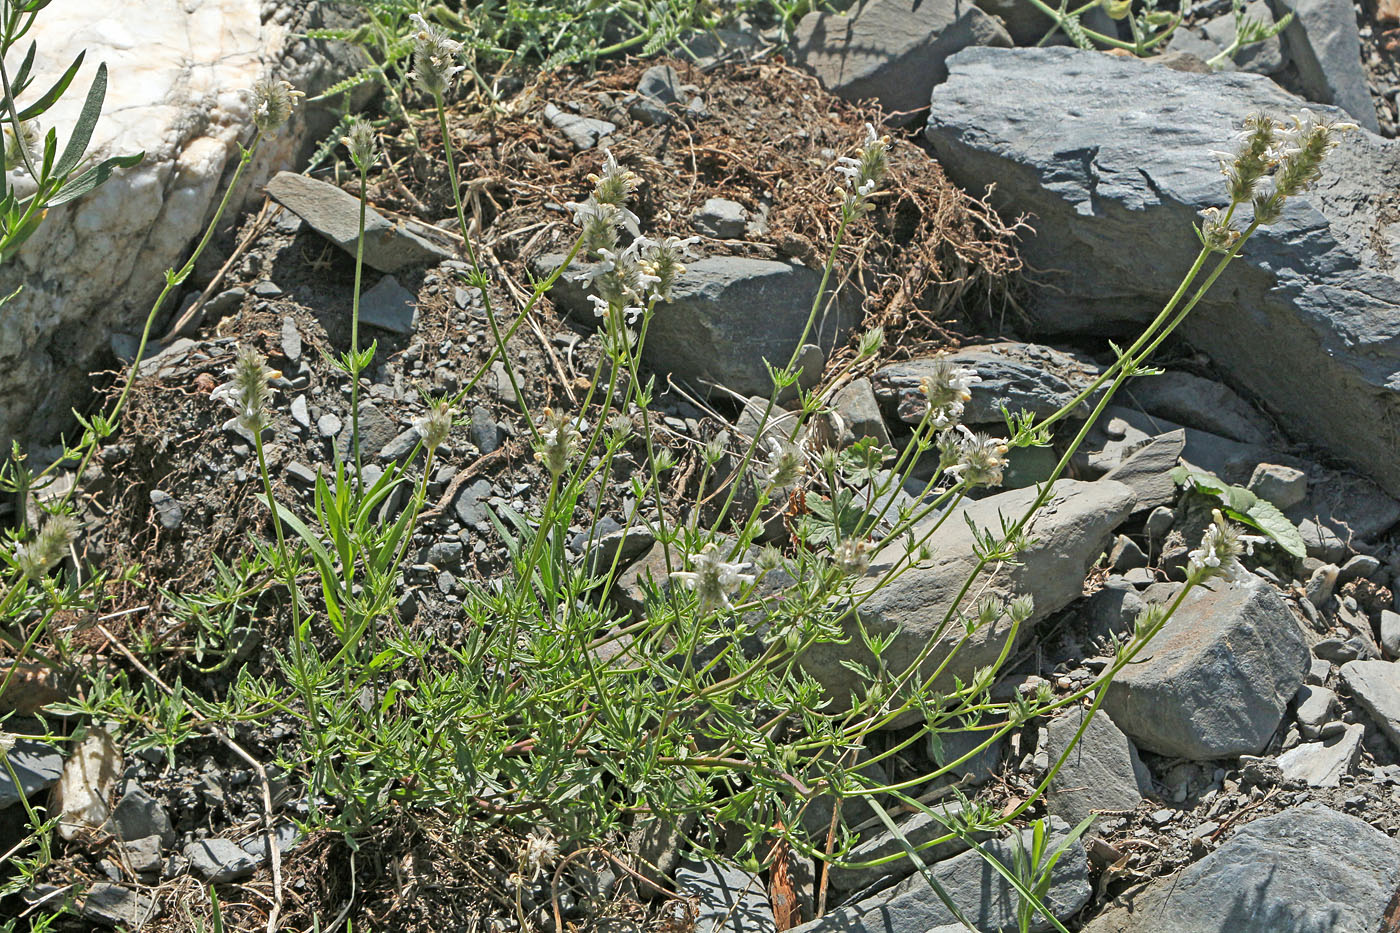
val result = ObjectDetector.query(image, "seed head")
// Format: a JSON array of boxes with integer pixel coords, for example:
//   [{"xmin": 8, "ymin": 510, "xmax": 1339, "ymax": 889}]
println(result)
[
  {"xmin": 635, "ymin": 235, "xmax": 698, "ymax": 303},
  {"xmin": 919, "ymin": 360, "xmax": 980, "ymax": 430},
  {"xmin": 832, "ymin": 537, "xmax": 872, "ymax": 577},
  {"xmin": 213, "ymin": 346, "xmax": 280, "ymax": 435},
  {"xmin": 15, "ymin": 513, "xmax": 77, "ymax": 578},
  {"xmin": 669, "ymin": 543, "xmax": 755, "ymax": 613},
  {"xmin": 407, "ymin": 12, "xmax": 465, "ymax": 97},
  {"xmin": 534, "ymin": 408, "xmax": 582, "ymax": 477},
  {"xmin": 834, "ymin": 123, "xmax": 891, "ymax": 218},
  {"xmin": 1213, "ymin": 112, "xmax": 1282, "ymax": 204},
  {"xmin": 341, "ymin": 118, "xmax": 377, "ymax": 171},
  {"xmin": 250, "ymin": 78, "xmax": 303, "ymax": 134},
  {"xmin": 413, "ymin": 400, "xmax": 454, "ymax": 453},
  {"xmin": 587, "ymin": 149, "xmax": 641, "ymax": 207},
  {"xmin": 1197, "ymin": 206, "xmax": 1241, "ymax": 253},
  {"xmin": 944, "ymin": 425, "xmax": 1009, "ymax": 488},
  {"xmin": 521, "ymin": 829, "xmax": 558, "ymax": 880},
  {"xmin": 758, "ymin": 436, "xmax": 805, "ymax": 489}
]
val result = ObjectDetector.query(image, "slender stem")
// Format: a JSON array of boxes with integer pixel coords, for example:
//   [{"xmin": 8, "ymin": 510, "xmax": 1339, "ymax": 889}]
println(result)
[{"xmin": 349, "ymin": 162, "xmax": 368, "ymax": 496}]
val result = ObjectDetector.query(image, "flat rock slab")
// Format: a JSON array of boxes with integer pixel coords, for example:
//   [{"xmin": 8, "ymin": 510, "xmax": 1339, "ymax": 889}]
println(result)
[
  {"xmin": 1340, "ymin": 659, "xmax": 1400, "ymax": 750},
  {"xmin": 267, "ymin": 172, "xmax": 454, "ymax": 273},
  {"xmin": 925, "ymin": 47, "xmax": 1400, "ymax": 499},
  {"xmin": 873, "ymin": 342, "xmax": 1103, "ymax": 427},
  {"xmin": 1083, "ymin": 805, "xmax": 1400, "ymax": 933},
  {"xmin": 1046, "ymin": 707, "xmax": 1144, "ymax": 830},
  {"xmin": 801, "ymin": 479, "xmax": 1134, "ymax": 721},
  {"xmin": 1278, "ymin": 722, "xmax": 1363, "ymax": 786},
  {"xmin": 675, "ymin": 860, "xmax": 775, "ymax": 933},
  {"xmin": 791, "ymin": 0, "xmax": 1010, "ymax": 118},
  {"xmin": 186, "ymin": 837, "xmax": 264, "ymax": 882},
  {"xmin": 1102, "ymin": 574, "xmax": 1308, "ymax": 758},
  {"xmin": 791, "ymin": 818, "xmax": 1090, "ymax": 933},
  {"xmin": 0, "ymin": 2, "xmax": 364, "ymax": 451},
  {"xmin": 0, "ymin": 739, "xmax": 64, "ymax": 809},
  {"xmin": 545, "ymin": 254, "xmax": 855, "ymax": 397}
]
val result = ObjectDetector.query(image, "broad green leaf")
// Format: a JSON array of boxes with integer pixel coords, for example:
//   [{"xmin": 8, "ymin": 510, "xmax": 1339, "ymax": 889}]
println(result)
[
  {"xmin": 53, "ymin": 61, "xmax": 105, "ymax": 177},
  {"xmin": 1244, "ymin": 496, "xmax": 1306, "ymax": 559}
]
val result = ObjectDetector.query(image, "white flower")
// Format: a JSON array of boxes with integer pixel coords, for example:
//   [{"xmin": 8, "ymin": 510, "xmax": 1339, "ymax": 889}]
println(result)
[
  {"xmin": 522, "ymin": 829, "xmax": 559, "ymax": 880},
  {"xmin": 212, "ymin": 346, "xmax": 280, "ymax": 435},
  {"xmin": 406, "ymin": 13, "xmax": 465, "ymax": 96},
  {"xmin": 833, "ymin": 538, "xmax": 872, "ymax": 577},
  {"xmin": 412, "ymin": 401, "xmax": 454, "ymax": 453},
  {"xmin": 250, "ymin": 78, "xmax": 303, "ymax": 134},
  {"xmin": 758, "ymin": 436, "xmax": 804, "ymax": 489},
  {"xmin": 1187, "ymin": 509, "xmax": 1255, "ymax": 583},
  {"xmin": 587, "ymin": 149, "xmax": 641, "ymax": 206},
  {"xmin": 670, "ymin": 543, "xmax": 755, "ymax": 613},
  {"xmin": 919, "ymin": 361, "xmax": 981, "ymax": 429},
  {"xmin": 943, "ymin": 425, "xmax": 1009, "ymax": 488}
]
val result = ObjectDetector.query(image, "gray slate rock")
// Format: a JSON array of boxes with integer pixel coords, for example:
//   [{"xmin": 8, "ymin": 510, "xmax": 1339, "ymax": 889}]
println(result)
[
  {"xmin": 832, "ymin": 377, "xmax": 891, "ymax": 449},
  {"xmin": 0, "ymin": 739, "xmax": 63, "ymax": 809},
  {"xmin": 874, "ymin": 342, "xmax": 1103, "ymax": 428},
  {"xmin": 185, "ymin": 837, "xmax": 264, "ymax": 882},
  {"xmin": 1380, "ymin": 609, "xmax": 1400, "ymax": 659},
  {"xmin": 470, "ymin": 405, "xmax": 501, "ymax": 453},
  {"xmin": 692, "ymin": 197, "xmax": 748, "ymax": 239},
  {"xmin": 1102, "ymin": 574, "xmax": 1308, "ymax": 758},
  {"xmin": 266, "ymin": 172, "xmax": 453, "ymax": 273},
  {"xmin": 453, "ymin": 478, "xmax": 495, "ymax": 528},
  {"xmin": 791, "ymin": 818, "xmax": 1090, "ymax": 933},
  {"xmin": 1082, "ymin": 805, "xmax": 1400, "ymax": 933},
  {"xmin": 106, "ymin": 786, "xmax": 175, "ymax": 846},
  {"xmin": 1277, "ymin": 722, "xmax": 1363, "ymax": 786},
  {"xmin": 1248, "ymin": 463, "xmax": 1307, "ymax": 509},
  {"xmin": 675, "ymin": 860, "xmax": 775, "ymax": 933},
  {"xmin": 1340, "ymin": 659, "xmax": 1400, "ymax": 750},
  {"xmin": 358, "ymin": 275, "xmax": 418, "ymax": 335},
  {"xmin": 1046, "ymin": 707, "xmax": 1145, "ymax": 830},
  {"xmin": 792, "ymin": 0, "xmax": 1011, "ymax": 118},
  {"xmin": 543, "ymin": 103, "xmax": 615, "ymax": 150},
  {"xmin": 1127, "ymin": 371, "xmax": 1272, "ymax": 445},
  {"xmin": 925, "ymin": 48, "xmax": 1400, "ymax": 497},
  {"xmin": 1275, "ymin": 0, "xmax": 1380, "ymax": 131},
  {"xmin": 1101, "ymin": 429, "xmax": 1186, "ymax": 511},
  {"xmin": 148, "ymin": 490, "xmax": 183, "ymax": 531},
  {"xmin": 828, "ymin": 801, "xmax": 981, "ymax": 894},
  {"xmin": 280, "ymin": 316, "xmax": 302, "ymax": 362},
  {"xmin": 72, "ymin": 883, "xmax": 159, "ymax": 928},
  {"xmin": 638, "ymin": 64, "xmax": 686, "ymax": 105},
  {"xmin": 335, "ymin": 402, "xmax": 397, "ymax": 462},
  {"xmin": 546, "ymin": 254, "xmax": 855, "ymax": 397},
  {"xmin": 800, "ymin": 480, "xmax": 1134, "ymax": 720}
]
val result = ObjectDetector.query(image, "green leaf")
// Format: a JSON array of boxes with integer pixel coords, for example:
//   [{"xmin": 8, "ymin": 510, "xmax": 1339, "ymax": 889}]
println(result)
[
  {"xmin": 47, "ymin": 151, "xmax": 143, "ymax": 206},
  {"xmin": 1243, "ymin": 496, "xmax": 1306, "ymax": 559},
  {"xmin": 53, "ymin": 61, "xmax": 107, "ymax": 178},
  {"xmin": 15, "ymin": 49, "xmax": 83, "ymax": 122}
]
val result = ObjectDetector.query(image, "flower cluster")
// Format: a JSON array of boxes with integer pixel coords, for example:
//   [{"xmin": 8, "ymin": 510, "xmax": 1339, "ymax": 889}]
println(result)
[
  {"xmin": 1187, "ymin": 509, "xmax": 1266, "ymax": 583},
  {"xmin": 534, "ymin": 408, "xmax": 582, "ymax": 477},
  {"xmin": 670, "ymin": 543, "xmax": 755, "ymax": 613},
  {"xmin": 942, "ymin": 425, "xmax": 1010, "ymax": 489},
  {"xmin": 759, "ymin": 436, "xmax": 805, "ymax": 489},
  {"xmin": 407, "ymin": 12, "xmax": 465, "ymax": 97},
  {"xmin": 1204, "ymin": 109, "xmax": 1356, "ymax": 242},
  {"xmin": 833, "ymin": 123, "xmax": 891, "ymax": 219},
  {"xmin": 919, "ymin": 360, "xmax": 981, "ymax": 430},
  {"xmin": 14, "ymin": 513, "xmax": 78, "ymax": 578},
  {"xmin": 413, "ymin": 400, "xmax": 455, "ymax": 453},
  {"xmin": 250, "ymin": 78, "xmax": 303, "ymax": 134},
  {"xmin": 341, "ymin": 118, "xmax": 376, "ymax": 172},
  {"xmin": 213, "ymin": 347, "xmax": 279, "ymax": 435},
  {"xmin": 832, "ymin": 537, "xmax": 872, "ymax": 577}
]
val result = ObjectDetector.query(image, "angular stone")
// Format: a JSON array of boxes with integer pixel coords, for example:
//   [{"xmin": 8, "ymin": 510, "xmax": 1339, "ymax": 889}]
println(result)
[
  {"xmin": 874, "ymin": 342, "xmax": 1102, "ymax": 428},
  {"xmin": 267, "ymin": 172, "xmax": 454, "ymax": 273},
  {"xmin": 0, "ymin": 738, "xmax": 63, "ymax": 809},
  {"xmin": 74, "ymin": 883, "xmax": 159, "ymax": 928},
  {"xmin": 334, "ymin": 402, "xmax": 397, "ymax": 462},
  {"xmin": 692, "ymin": 197, "xmax": 748, "ymax": 239},
  {"xmin": 543, "ymin": 103, "xmax": 615, "ymax": 150},
  {"xmin": 638, "ymin": 64, "xmax": 686, "ymax": 106},
  {"xmin": 452, "ymin": 478, "xmax": 495, "ymax": 528},
  {"xmin": 925, "ymin": 48, "xmax": 1400, "ymax": 498},
  {"xmin": 675, "ymin": 860, "xmax": 775, "ymax": 933},
  {"xmin": 1101, "ymin": 429, "xmax": 1186, "ymax": 511},
  {"xmin": 106, "ymin": 786, "xmax": 174, "ymax": 846},
  {"xmin": 1340, "ymin": 660, "xmax": 1400, "ymax": 750},
  {"xmin": 1046, "ymin": 707, "xmax": 1144, "ymax": 830},
  {"xmin": 1082, "ymin": 805, "xmax": 1400, "ymax": 933},
  {"xmin": 0, "ymin": 4, "xmax": 364, "ymax": 451},
  {"xmin": 546, "ymin": 255, "xmax": 855, "ymax": 397},
  {"xmin": 357, "ymin": 274, "xmax": 418, "ymax": 335},
  {"xmin": 791, "ymin": 818, "xmax": 1090, "ymax": 933},
  {"xmin": 1278, "ymin": 723, "xmax": 1363, "ymax": 787},
  {"xmin": 122, "ymin": 834, "xmax": 163, "ymax": 875},
  {"xmin": 801, "ymin": 480, "xmax": 1135, "ymax": 720},
  {"xmin": 828, "ymin": 801, "xmax": 980, "ymax": 893},
  {"xmin": 1275, "ymin": 0, "xmax": 1380, "ymax": 131},
  {"xmin": 1292, "ymin": 683, "xmax": 1335, "ymax": 737},
  {"xmin": 831, "ymin": 377, "xmax": 891, "ymax": 449},
  {"xmin": 792, "ymin": 0, "xmax": 1011, "ymax": 118},
  {"xmin": 1102, "ymin": 574, "xmax": 1309, "ymax": 758},
  {"xmin": 1381, "ymin": 609, "xmax": 1400, "ymax": 659},
  {"xmin": 186, "ymin": 837, "xmax": 263, "ymax": 882},
  {"xmin": 1128, "ymin": 371, "xmax": 1271, "ymax": 445},
  {"xmin": 1248, "ymin": 463, "xmax": 1307, "ymax": 510}
]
